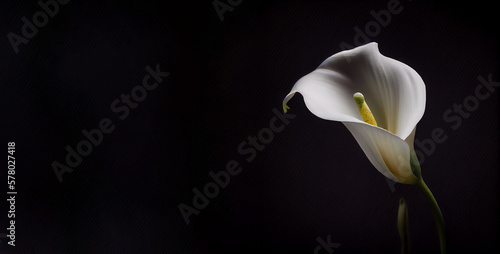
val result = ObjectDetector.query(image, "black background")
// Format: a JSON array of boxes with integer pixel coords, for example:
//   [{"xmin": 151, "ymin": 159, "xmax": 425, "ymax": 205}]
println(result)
[{"xmin": 0, "ymin": 0, "xmax": 499, "ymax": 253}]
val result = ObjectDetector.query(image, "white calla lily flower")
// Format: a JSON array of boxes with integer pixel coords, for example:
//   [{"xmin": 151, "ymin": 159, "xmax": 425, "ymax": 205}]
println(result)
[{"xmin": 283, "ymin": 42, "xmax": 426, "ymax": 184}]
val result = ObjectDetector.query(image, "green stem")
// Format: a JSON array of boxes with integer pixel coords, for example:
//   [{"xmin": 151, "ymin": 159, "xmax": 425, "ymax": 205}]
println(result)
[
  {"xmin": 415, "ymin": 178, "xmax": 447, "ymax": 254},
  {"xmin": 401, "ymin": 236, "xmax": 410, "ymax": 254}
]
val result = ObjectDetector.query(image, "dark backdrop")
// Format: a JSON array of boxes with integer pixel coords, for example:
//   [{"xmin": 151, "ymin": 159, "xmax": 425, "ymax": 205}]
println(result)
[{"xmin": 0, "ymin": 0, "xmax": 498, "ymax": 253}]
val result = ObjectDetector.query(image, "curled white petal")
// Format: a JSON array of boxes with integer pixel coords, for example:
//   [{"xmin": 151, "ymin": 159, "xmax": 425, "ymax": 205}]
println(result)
[{"xmin": 284, "ymin": 42, "xmax": 426, "ymax": 140}]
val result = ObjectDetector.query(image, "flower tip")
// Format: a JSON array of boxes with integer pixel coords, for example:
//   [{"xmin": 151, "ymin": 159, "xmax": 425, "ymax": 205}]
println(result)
[
  {"xmin": 283, "ymin": 92, "xmax": 295, "ymax": 113},
  {"xmin": 353, "ymin": 92, "xmax": 378, "ymax": 126},
  {"xmin": 353, "ymin": 92, "xmax": 365, "ymax": 104},
  {"xmin": 398, "ymin": 197, "xmax": 410, "ymax": 253},
  {"xmin": 283, "ymin": 103, "xmax": 290, "ymax": 113},
  {"xmin": 399, "ymin": 197, "xmax": 405, "ymax": 205}
]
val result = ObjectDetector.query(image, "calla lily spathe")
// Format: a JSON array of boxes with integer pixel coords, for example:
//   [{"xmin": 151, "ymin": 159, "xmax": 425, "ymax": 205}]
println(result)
[{"xmin": 283, "ymin": 42, "xmax": 426, "ymax": 184}]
